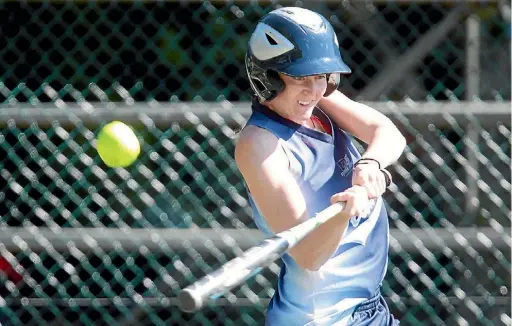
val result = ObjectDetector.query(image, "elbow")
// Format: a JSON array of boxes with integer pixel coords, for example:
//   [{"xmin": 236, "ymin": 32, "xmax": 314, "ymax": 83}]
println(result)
[
  {"xmin": 290, "ymin": 248, "xmax": 320, "ymax": 271},
  {"xmin": 304, "ymin": 265, "xmax": 322, "ymax": 272},
  {"xmin": 293, "ymin": 255, "xmax": 323, "ymax": 271},
  {"xmin": 392, "ymin": 132, "xmax": 407, "ymax": 163},
  {"xmin": 386, "ymin": 124, "xmax": 407, "ymax": 155},
  {"xmin": 397, "ymin": 132, "xmax": 407, "ymax": 154},
  {"xmin": 382, "ymin": 125, "xmax": 407, "ymax": 163},
  {"xmin": 298, "ymin": 261, "xmax": 322, "ymax": 272}
]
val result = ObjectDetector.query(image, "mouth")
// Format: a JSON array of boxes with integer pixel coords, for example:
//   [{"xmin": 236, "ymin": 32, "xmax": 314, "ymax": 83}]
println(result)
[{"xmin": 297, "ymin": 100, "xmax": 314, "ymax": 107}]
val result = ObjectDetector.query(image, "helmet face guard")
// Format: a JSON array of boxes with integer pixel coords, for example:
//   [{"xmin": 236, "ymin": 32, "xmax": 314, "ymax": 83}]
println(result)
[{"xmin": 246, "ymin": 7, "xmax": 351, "ymax": 102}]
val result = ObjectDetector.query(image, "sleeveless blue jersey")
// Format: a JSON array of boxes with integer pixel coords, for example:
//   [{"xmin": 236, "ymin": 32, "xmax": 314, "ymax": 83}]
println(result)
[{"xmin": 244, "ymin": 101, "xmax": 390, "ymax": 325}]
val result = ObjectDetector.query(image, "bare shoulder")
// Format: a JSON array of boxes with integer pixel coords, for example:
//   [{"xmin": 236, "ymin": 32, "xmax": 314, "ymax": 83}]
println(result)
[
  {"xmin": 234, "ymin": 125, "xmax": 287, "ymax": 174},
  {"xmin": 235, "ymin": 125, "xmax": 279, "ymax": 161},
  {"xmin": 236, "ymin": 125, "xmax": 278, "ymax": 146}
]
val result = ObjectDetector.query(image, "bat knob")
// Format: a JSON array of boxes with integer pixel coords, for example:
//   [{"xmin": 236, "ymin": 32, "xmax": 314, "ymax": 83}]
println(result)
[{"xmin": 178, "ymin": 288, "xmax": 203, "ymax": 313}]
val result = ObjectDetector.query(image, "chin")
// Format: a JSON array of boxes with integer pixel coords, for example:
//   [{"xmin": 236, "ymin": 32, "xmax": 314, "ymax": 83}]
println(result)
[{"xmin": 297, "ymin": 104, "xmax": 316, "ymax": 116}]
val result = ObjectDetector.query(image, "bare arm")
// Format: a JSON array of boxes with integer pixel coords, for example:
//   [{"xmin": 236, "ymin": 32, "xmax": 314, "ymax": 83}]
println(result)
[
  {"xmin": 319, "ymin": 90, "xmax": 406, "ymax": 168},
  {"xmin": 235, "ymin": 126, "xmax": 366, "ymax": 271}
]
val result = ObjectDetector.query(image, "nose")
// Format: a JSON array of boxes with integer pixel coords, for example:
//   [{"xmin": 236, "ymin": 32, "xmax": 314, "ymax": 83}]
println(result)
[{"xmin": 303, "ymin": 78, "xmax": 325, "ymax": 95}]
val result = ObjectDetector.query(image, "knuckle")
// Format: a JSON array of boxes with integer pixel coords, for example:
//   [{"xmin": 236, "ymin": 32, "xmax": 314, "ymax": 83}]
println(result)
[{"xmin": 352, "ymin": 175, "xmax": 364, "ymax": 184}]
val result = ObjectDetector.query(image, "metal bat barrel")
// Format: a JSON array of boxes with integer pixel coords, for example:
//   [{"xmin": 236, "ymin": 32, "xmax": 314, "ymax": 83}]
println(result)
[
  {"xmin": 178, "ymin": 202, "xmax": 346, "ymax": 312},
  {"xmin": 178, "ymin": 236, "xmax": 289, "ymax": 312}
]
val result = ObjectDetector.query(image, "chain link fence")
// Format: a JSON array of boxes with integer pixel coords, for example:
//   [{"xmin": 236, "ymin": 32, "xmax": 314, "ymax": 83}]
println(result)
[{"xmin": 0, "ymin": 0, "xmax": 510, "ymax": 325}]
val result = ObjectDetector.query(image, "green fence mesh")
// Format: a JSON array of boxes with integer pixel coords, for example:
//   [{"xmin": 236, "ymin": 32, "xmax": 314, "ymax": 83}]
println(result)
[
  {"xmin": 0, "ymin": 1, "xmax": 510, "ymax": 325},
  {"xmin": 0, "ymin": 1, "xmax": 510, "ymax": 102}
]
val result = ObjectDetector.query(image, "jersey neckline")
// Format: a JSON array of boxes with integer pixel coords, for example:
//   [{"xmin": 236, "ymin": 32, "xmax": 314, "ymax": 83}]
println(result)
[{"xmin": 252, "ymin": 100, "xmax": 334, "ymax": 144}]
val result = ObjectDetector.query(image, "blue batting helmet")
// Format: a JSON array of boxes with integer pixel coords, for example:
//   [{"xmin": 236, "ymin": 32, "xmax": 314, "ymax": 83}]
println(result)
[{"xmin": 245, "ymin": 7, "xmax": 351, "ymax": 102}]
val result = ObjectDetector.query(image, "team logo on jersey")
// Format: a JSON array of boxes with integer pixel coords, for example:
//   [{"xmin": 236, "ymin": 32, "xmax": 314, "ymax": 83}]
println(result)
[{"xmin": 337, "ymin": 154, "xmax": 352, "ymax": 177}]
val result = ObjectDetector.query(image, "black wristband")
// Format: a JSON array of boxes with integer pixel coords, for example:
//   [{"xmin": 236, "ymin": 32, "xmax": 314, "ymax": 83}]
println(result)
[{"xmin": 354, "ymin": 158, "xmax": 381, "ymax": 169}]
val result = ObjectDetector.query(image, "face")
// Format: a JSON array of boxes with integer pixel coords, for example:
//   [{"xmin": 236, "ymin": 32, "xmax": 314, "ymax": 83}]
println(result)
[{"xmin": 265, "ymin": 73, "xmax": 327, "ymax": 124}]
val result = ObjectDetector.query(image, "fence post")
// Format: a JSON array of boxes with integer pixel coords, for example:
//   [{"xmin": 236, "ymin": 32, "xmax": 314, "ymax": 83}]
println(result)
[{"xmin": 465, "ymin": 14, "xmax": 481, "ymax": 224}]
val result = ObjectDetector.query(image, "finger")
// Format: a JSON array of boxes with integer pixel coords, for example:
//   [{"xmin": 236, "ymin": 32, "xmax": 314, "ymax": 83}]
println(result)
[
  {"xmin": 356, "ymin": 170, "xmax": 386, "ymax": 198},
  {"xmin": 352, "ymin": 168, "xmax": 370, "ymax": 185},
  {"xmin": 352, "ymin": 173, "xmax": 363, "ymax": 187},
  {"xmin": 344, "ymin": 200, "xmax": 357, "ymax": 217},
  {"xmin": 354, "ymin": 170, "xmax": 377, "ymax": 186},
  {"xmin": 370, "ymin": 171, "xmax": 387, "ymax": 196},
  {"xmin": 347, "ymin": 199, "xmax": 369, "ymax": 217},
  {"xmin": 354, "ymin": 186, "xmax": 372, "ymax": 214},
  {"xmin": 331, "ymin": 192, "xmax": 359, "ymax": 217},
  {"xmin": 330, "ymin": 191, "xmax": 352, "ymax": 204},
  {"xmin": 365, "ymin": 187, "xmax": 378, "ymax": 199},
  {"xmin": 377, "ymin": 174, "xmax": 387, "ymax": 194},
  {"xmin": 354, "ymin": 190, "xmax": 370, "ymax": 213},
  {"xmin": 355, "ymin": 177, "xmax": 378, "ymax": 198},
  {"xmin": 332, "ymin": 188, "xmax": 370, "ymax": 216},
  {"xmin": 369, "ymin": 173, "xmax": 385, "ymax": 197}
]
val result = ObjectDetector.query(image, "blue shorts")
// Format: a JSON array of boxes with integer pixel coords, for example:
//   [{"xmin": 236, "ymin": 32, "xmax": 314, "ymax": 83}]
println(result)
[{"xmin": 347, "ymin": 292, "xmax": 400, "ymax": 326}]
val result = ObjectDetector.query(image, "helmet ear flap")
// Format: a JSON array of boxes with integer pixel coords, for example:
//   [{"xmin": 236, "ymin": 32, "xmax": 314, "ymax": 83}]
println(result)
[
  {"xmin": 265, "ymin": 70, "xmax": 285, "ymax": 101},
  {"xmin": 324, "ymin": 73, "xmax": 340, "ymax": 97}
]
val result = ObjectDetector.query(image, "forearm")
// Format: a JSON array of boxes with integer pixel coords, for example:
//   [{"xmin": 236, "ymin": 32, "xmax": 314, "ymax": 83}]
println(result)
[
  {"xmin": 359, "ymin": 125, "xmax": 406, "ymax": 168},
  {"xmin": 290, "ymin": 212, "xmax": 350, "ymax": 271},
  {"xmin": 319, "ymin": 91, "xmax": 406, "ymax": 168}
]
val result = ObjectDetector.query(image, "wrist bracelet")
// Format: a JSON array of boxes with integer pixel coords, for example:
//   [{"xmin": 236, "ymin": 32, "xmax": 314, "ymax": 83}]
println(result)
[
  {"xmin": 354, "ymin": 158, "xmax": 381, "ymax": 169},
  {"xmin": 380, "ymin": 169, "xmax": 392, "ymax": 188}
]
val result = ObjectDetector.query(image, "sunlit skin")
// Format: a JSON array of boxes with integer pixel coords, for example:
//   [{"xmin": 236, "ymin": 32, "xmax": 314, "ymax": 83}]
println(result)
[{"xmin": 264, "ymin": 73, "xmax": 327, "ymax": 127}]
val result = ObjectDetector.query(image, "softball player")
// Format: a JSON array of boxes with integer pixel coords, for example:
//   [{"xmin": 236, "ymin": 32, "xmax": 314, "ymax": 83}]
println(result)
[{"xmin": 235, "ymin": 7, "xmax": 406, "ymax": 325}]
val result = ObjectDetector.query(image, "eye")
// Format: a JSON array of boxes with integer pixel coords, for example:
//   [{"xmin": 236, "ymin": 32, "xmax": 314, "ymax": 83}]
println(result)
[
  {"xmin": 316, "ymin": 75, "xmax": 326, "ymax": 79},
  {"xmin": 293, "ymin": 76, "xmax": 306, "ymax": 81}
]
